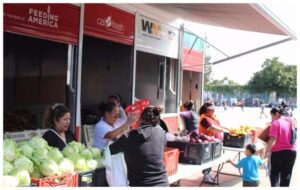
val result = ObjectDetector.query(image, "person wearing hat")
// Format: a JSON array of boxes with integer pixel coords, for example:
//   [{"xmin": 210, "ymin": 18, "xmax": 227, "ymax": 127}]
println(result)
[
  {"xmin": 198, "ymin": 102, "xmax": 228, "ymax": 182},
  {"xmin": 228, "ymin": 144, "xmax": 263, "ymax": 187}
]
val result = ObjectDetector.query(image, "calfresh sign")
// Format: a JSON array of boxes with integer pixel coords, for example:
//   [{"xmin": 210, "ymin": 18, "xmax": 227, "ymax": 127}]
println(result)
[
  {"xmin": 136, "ymin": 14, "xmax": 179, "ymax": 59},
  {"xmin": 84, "ymin": 4, "xmax": 134, "ymax": 46}
]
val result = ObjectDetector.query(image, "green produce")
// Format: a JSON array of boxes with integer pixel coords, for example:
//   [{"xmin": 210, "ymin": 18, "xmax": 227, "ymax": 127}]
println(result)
[
  {"xmin": 80, "ymin": 149, "xmax": 93, "ymax": 160},
  {"xmin": 13, "ymin": 155, "xmax": 34, "ymax": 173},
  {"xmin": 48, "ymin": 148, "xmax": 64, "ymax": 162},
  {"xmin": 58, "ymin": 157, "xmax": 75, "ymax": 174},
  {"xmin": 11, "ymin": 169, "xmax": 31, "ymax": 186},
  {"xmin": 33, "ymin": 149, "xmax": 48, "ymax": 162},
  {"xmin": 68, "ymin": 141, "xmax": 85, "ymax": 153},
  {"xmin": 2, "ymin": 175, "xmax": 19, "ymax": 187},
  {"xmin": 4, "ymin": 139, "xmax": 18, "ymax": 162},
  {"xmin": 18, "ymin": 143, "xmax": 34, "ymax": 158},
  {"xmin": 31, "ymin": 167, "xmax": 43, "ymax": 179},
  {"xmin": 28, "ymin": 136, "xmax": 48, "ymax": 150},
  {"xmin": 62, "ymin": 146, "xmax": 76, "ymax": 158},
  {"xmin": 89, "ymin": 147, "xmax": 102, "ymax": 159},
  {"xmin": 4, "ymin": 160, "xmax": 14, "ymax": 175},
  {"xmin": 40, "ymin": 159, "xmax": 60, "ymax": 177},
  {"xmin": 86, "ymin": 159, "xmax": 98, "ymax": 171}
]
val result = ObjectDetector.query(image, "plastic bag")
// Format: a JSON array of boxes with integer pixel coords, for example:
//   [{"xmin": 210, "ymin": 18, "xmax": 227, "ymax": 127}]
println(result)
[{"xmin": 103, "ymin": 144, "xmax": 128, "ymax": 187}]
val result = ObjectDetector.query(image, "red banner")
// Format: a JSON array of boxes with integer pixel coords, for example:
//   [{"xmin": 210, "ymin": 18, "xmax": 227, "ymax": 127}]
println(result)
[
  {"xmin": 182, "ymin": 49, "xmax": 204, "ymax": 72},
  {"xmin": 84, "ymin": 4, "xmax": 134, "ymax": 46},
  {"xmin": 4, "ymin": 4, "xmax": 80, "ymax": 44}
]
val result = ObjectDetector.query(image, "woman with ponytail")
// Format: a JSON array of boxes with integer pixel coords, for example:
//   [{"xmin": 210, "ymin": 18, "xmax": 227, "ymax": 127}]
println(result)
[
  {"xmin": 42, "ymin": 104, "xmax": 76, "ymax": 151},
  {"xmin": 109, "ymin": 106, "xmax": 171, "ymax": 186}
]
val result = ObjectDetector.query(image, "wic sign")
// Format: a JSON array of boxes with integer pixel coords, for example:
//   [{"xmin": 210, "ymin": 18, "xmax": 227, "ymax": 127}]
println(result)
[{"xmin": 136, "ymin": 14, "xmax": 179, "ymax": 59}]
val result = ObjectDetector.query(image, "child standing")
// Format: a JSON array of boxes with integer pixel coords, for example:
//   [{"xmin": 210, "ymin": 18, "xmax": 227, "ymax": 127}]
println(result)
[{"xmin": 228, "ymin": 144, "xmax": 263, "ymax": 187}]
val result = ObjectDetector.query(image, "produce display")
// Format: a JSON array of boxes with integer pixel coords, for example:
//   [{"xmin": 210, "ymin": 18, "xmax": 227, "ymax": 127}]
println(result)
[
  {"xmin": 228, "ymin": 125, "xmax": 256, "ymax": 135},
  {"xmin": 189, "ymin": 132, "xmax": 222, "ymax": 144},
  {"xmin": 3, "ymin": 137, "xmax": 104, "ymax": 187}
]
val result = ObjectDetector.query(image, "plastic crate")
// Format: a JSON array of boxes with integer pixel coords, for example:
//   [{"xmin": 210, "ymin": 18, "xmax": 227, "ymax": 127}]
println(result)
[
  {"xmin": 163, "ymin": 148, "xmax": 180, "ymax": 176},
  {"xmin": 82, "ymin": 125, "xmax": 95, "ymax": 147},
  {"xmin": 94, "ymin": 167, "xmax": 109, "ymax": 187},
  {"xmin": 211, "ymin": 141, "xmax": 223, "ymax": 160},
  {"xmin": 185, "ymin": 143, "xmax": 212, "ymax": 165},
  {"xmin": 125, "ymin": 99, "xmax": 149, "ymax": 129},
  {"xmin": 167, "ymin": 141, "xmax": 189, "ymax": 163},
  {"xmin": 223, "ymin": 133, "xmax": 252, "ymax": 148},
  {"xmin": 31, "ymin": 172, "xmax": 78, "ymax": 187},
  {"xmin": 4, "ymin": 130, "xmax": 32, "ymax": 143},
  {"xmin": 78, "ymin": 168, "xmax": 108, "ymax": 187}
]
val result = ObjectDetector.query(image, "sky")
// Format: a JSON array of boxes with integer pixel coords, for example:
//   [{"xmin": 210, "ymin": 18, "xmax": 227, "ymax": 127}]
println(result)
[{"xmin": 184, "ymin": 1, "xmax": 299, "ymax": 85}]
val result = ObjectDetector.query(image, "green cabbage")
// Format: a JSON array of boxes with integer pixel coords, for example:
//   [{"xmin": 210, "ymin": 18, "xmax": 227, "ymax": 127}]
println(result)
[
  {"xmin": 62, "ymin": 146, "xmax": 76, "ymax": 158},
  {"xmin": 4, "ymin": 139, "xmax": 18, "ymax": 162},
  {"xmin": 58, "ymin": 157, "xmax": 75, "ymax": 174},
  {"xmin": 48, "ymin": 148, "xmax": 63, "ymax": 162},
  {"xmin": 11, "ymin": 169, "xmax": 31, "ymax": 186},
  {"xmin": 28, "ymin": 136, "xmax": 48, "ymax": 150},
  {"xmin": 89, "ymin": 147, "xmax": 102, "ymax": 159},
  {"xmin": 68, "ymin": 154, "xmax": 88, "ymax": 172},
  {"xmin": 18, "ymin": 143, "xmax": 34, "ymax": 158},
  {"xmin": 13, "ymin": 155, "xmax": 34, "ymax": 173},
  {"xmin": 80, "ymin": 149, "xmax": 93, "ymax": 160},
  {"xmin": 31, "ymin": 167, "xmax": 43, "ymax": 179},
  {"xmin": 2, "ymin": 175, "xmax": 19, "ymax": 187},
  {"xmin": 4, "ymin": 160, "xmax": 14, "ymax": 175},
  {"xmin": 68, "ymin": 141, "xmax": 85, "ymax": 153},
  {"xmin": 86, "ymin": 159, "xmax": 98, "ymax": 171},
  {"xmin": 33, "ymin": 149, "xmax": 48, "ymax": 162},
  {"xmin": 40, "ymin": 159, "xmax": 60, "ymax": 177}
]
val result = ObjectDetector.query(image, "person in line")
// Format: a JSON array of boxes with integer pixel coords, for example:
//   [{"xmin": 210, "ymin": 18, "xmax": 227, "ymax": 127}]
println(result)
[
  {"xmin": 42, "ymin": 104, "xmax": 76, "ymax": 151},
  {"xmin": 180, "ymin": 101, "xmax": 199, "ymax": 134},
  {"xmin": 107, "ymin": 93, "xmax": 128, "ymax": 128},
  {"xmin": 228, "ymin": 144, "xmax": 263, "ymax": 187},
  {"xmin": 199, "ymin": 102, "xmax": 228, "ymax": 182},
  {"xmin": 93, "ymin": 102, "xmax": 138, "ymax": 150},
  {"xmin": 260, "ymin": 103, "xmax": 267, "ymax": 119},
  {"xmin": 109, "ymin": 106, "xmax": 186, "ymax": 187},
  {"xmin": 264, "ymin": 107, "xmax": 297, "ymax": 187}
]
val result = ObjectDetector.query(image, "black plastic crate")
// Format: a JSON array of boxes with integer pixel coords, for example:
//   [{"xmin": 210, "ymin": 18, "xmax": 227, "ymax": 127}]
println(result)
[
  {"xmin": 223, "ymin": 133, "xmax": 252, "ymax": 148},
  {"xmin": 185, "ymin": 143, "xmax": 212, "ymax": 165},
  {"xmin": 167, "ymin": 141, "xmax": 189, "ymax": 163},
  {"xmin": 212, "ymin": 141, "xmax": 223, "ymax": 160},
  {"xmin": 79, "ymin": 170, "xmax": 94, "ymax": 187},
  {"xmin": 94, "ymin": 167, "xmax": 108, "ymax": 187},
  {"xmin": 78, "ymin": 167, "xmax": 108, "ymax": 187}
]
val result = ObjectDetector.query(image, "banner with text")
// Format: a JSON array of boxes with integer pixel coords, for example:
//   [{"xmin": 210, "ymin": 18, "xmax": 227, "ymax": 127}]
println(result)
[
  {"xmin": 4, "ymin": 4, "xmax": 80, "ymax": 44},
  {"xmin": 136, "ymin": 14, "xmax": 179, "ymax": 59}
]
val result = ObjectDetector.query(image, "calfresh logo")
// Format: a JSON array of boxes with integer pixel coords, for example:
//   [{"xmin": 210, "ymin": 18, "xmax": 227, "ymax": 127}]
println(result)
[
  {"xmin": 28, "ymin": 6, "xmax": 59, "ymax": 28},
  {"xmin": 141, "ymin": 18, "xmax": 162, "ymax": 37},
  {"xmin": 97, "ymin": 16, "xmax": 124, "ymax": 33}
]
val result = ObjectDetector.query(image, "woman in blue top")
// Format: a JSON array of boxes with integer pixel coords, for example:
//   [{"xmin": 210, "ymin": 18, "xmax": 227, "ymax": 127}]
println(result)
[{"xmin": 228, "ymin": 144, "xmax": 263, "ymax": 187}]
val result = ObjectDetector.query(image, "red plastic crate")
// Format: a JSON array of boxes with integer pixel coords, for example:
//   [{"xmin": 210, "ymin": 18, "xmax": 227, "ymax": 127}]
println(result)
[
  {"xmin": 125, "ymin": 99, "xmax": 149, "ymax": 129},
  {"xmin": 31, "ymin": 172, "xmax": 78, "ymax": 187},
  {"xmin": 163, "ymin": 148, "xmax": 180, "ymax": 176}
]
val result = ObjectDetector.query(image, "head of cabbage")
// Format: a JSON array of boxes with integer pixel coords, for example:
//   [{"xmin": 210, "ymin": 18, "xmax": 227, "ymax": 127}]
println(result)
[
  {"xmin": 4, "ymin": 139, "xmax": 18, "ymax": 162},
  {"xmin": 10, "ymin": 169, "xmax": 31, "ymax": 186},
  {"xmin": 13, "ymin": 155, "xmax": 34, "ymax": 174},
  {"xmin": 28, "ymin": 136, "xmax": 48, "ymax": 150},
  {"xmin": 40, "ymin": 159, "xmax": 61, "ymax": 177}
]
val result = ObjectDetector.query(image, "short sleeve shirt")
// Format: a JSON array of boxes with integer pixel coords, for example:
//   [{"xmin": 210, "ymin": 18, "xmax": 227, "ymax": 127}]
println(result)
[
  {"xmin": 93, "ymin": 119, "xmax": 114, "ymax": 150},
  {"xmin": 236, "ymin": 155, "xmax": 262, "ymax": 181},
  {"xmin": 269, "ymin": 116, "xmax": 296, "ymax": 152}
]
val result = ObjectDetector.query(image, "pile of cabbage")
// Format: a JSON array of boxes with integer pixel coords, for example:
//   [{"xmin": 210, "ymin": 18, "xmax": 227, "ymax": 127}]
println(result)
[{"xmin": 3, "ymin": 137, "xmax": 104, "ymax": 187}]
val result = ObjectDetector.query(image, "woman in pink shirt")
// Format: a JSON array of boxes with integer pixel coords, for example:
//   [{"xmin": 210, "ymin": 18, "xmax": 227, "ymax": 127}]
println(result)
[{"xmin": 265, "ymin": 107, "xmax": 297, "ymax": 187}]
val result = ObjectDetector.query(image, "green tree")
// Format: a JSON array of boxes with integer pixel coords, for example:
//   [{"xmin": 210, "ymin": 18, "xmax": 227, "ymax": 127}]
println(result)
[{"xmin": 247, "ymin": 57, "xmax": 296, "ymax": 97}]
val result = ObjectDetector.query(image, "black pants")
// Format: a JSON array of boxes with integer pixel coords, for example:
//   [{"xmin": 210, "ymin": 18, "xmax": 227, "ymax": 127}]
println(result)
[
  {"xmin": 243, "ymin": 180, "xmax": 259, "ymax": 187},
  {"xmin": 270, "ymin": 150, "xmax": 297, "ymax": 187}
]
